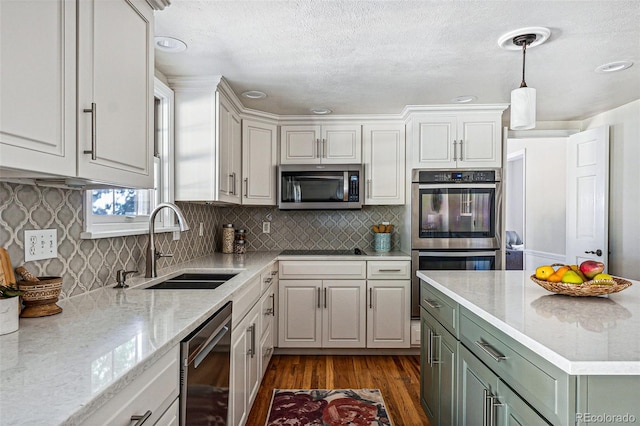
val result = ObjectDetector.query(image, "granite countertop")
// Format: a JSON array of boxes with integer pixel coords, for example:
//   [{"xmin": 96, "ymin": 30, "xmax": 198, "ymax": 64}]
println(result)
[
  {"xmin": 417, "ymin": 270, "xmax": 640, "ymax": 375},
  {"xmin": 0, "ymin": 250, "xmax": 410, "ymax": 425},
  {"xmin": 0, "ymin": 251, "xmax": 280, "ymax": 426}
]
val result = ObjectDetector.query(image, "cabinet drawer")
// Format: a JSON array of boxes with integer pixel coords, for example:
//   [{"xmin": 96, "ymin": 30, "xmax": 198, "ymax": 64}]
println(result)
[
  {"xmin": 232, "ymin": 275, "xmax": 261, "ymax": 328},
  {"xmin": 460, "ymin": 312, "xmax": 570, "ymax": 425},
  {"xmin": 420, "ymin": 280, "xmax": 458, "ymax": 337},
  {"xmin": 279, "ymin": 260, "xmax": 366, "ymax": 279},
  {"xmin": 367, "ymin": 260, "xmax": 410, "ymax": 279},
  {"xmin": 80, "ymin": 346, "xmax": 179, "ymax": 426}
]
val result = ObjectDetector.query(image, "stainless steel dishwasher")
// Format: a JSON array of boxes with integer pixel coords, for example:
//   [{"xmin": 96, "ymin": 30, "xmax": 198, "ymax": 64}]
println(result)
[{"xmin": 180, "ymin": 302, "xmax": 232, "ymax": 425}]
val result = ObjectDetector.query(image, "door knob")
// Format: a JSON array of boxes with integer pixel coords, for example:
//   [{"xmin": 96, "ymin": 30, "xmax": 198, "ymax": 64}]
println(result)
[{"xmin": 584, "ymin": 249, "xmax": 603, "ymax": 256}]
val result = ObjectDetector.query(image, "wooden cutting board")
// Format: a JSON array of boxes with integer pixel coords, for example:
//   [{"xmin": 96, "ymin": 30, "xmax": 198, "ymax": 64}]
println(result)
[{"xmin": 0, "ymin": 248, "xmax": 16, "ymax": 286}]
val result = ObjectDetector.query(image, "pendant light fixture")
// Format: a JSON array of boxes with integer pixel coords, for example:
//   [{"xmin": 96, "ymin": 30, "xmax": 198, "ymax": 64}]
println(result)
[{"xmin": 498, "ymin": 27, "xmax": 551, "ymax": 130}]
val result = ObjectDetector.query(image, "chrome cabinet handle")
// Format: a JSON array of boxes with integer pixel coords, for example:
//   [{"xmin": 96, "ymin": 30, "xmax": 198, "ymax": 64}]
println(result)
[
  {"xmin": 427, "ymin": 328, "xmax": 433, "ymax": 366},
  {"xmin": 323, "ymin": 287, "xmax": 327, "ymax": 308},
  {"xmin": 83, "ymin": 102, "xmax": 97, "ymax": 160},
  {"xmin": 367, "ymin": 179, "xmax": 372, "ymax": 198},
  {"xmin": 247, "ymin": 324, "xmax": 256, "ymax": 357},
  {"xmin": 431, "ymin": 334, "xmax": 443, "ymax": 365},
  {"xmin": 475, "ymin": 340, "xmax": 507, "ymax": 362},
  {"xmin": 244, "ymin": 177, "xmax": 248, "ymax": 197},
  {"xmin": 459, "ymin": 140, "xmax": 464, "ymax": 161},
  {"xmin": 232, "ymin": 172, "xmax": 237, "ymax": 195},
  {"xmin": 423, "ymin": 298, "xmax": 441, "ymax": 309},
  {"xmin": 489, "ymin": 395, "xmax": 503, "ymax": 426},
  {"xmin": 271, "ymin": 270, "xmax": 278, "ymax": 276},
  {"xmin": 270, "ymin": 293, "xmax": 275, "ymax": 316},
  {"xmin": 228, "ymin": 174, "xmax": 234, "ymax": 194},
  {"xmin": 369, "ymin": 288, "xmax": 373, "ymax": 309},
  {"xmin": 130, "ymin": 410, "xmax": 152, "ymax": 426},
  {"xmin": 378, "ymin": 269, "xmax": 402, "ymax": 272},
  {"xmin": 323, "ymin": 138, "xmax": 327, "ymax": 158},
  {"xmin": 316, "ymin": 138, "xmax": 321, "ymax": 158},
  {"xmin": 264, "ymin": 277, "xmax": 273, "ymax": 284},
  {"xmin": 317, "ymin": 287, "xmax": 321, "ymax": 308},
  {"xmin": 482, "ymin": 388, "xmax": 489, "ymax": 426},
  {"xmin": 453, "ymin": 140, "xmax": 457, "ymax": 162}
]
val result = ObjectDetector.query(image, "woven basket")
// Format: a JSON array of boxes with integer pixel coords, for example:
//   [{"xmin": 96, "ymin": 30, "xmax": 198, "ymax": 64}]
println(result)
[
  {"xmin": 18, "ymin": 276, "xmax": 63, "ymax": 317},
  {"xmin": 530, "ymin": 275, "xmax": 632, "ymax": 297}
]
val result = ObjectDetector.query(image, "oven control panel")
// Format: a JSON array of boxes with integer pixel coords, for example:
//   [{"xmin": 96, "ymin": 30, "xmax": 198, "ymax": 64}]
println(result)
[{"xmin": 416, "ymin": 169, "xmax": 498, "ymax": 183}]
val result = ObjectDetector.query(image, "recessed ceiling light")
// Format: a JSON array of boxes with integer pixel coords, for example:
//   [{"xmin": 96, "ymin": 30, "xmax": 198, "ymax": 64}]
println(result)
[
  {"xmin": 595, "ymin": 61, "xmax": 633, "ymax": 73},
  {"xmin": 241, "ymin": 90, "xmax": 267, "ymax": 99},
  {"xmin": 310, "ymin": 107, "xmax": 332, "ymax": 115},
  {"xmin": 452, "ymin": 95, "xmax": 477, "ymax": 104},
  {"xmin": 154, "ymin": 36, "xmax": 187, "ymax": 52},
  {"xmin": 498, "ymin": 27, "xmax": 551, "ymax": 51}
]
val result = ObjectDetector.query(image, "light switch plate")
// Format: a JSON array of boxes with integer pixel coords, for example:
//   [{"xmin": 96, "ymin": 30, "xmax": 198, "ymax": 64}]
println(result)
[
  {"xmin": 24, "ymin": 229, "xmax": 58, "ymax": 261},
  {"xmin": 262, "ymin": 222, "xmax": 271, "ymax": 234}
]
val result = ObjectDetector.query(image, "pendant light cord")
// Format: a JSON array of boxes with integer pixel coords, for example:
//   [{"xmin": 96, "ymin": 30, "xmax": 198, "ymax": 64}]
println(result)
[{"xmin": 520, "ymin": 41, "xmax": 528, "ymax": 88}]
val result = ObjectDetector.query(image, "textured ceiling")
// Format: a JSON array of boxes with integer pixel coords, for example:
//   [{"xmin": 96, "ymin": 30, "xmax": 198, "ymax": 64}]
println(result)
[{"xmin": 154, "ymin": 0, "xmax": 640, "ymax": 121}]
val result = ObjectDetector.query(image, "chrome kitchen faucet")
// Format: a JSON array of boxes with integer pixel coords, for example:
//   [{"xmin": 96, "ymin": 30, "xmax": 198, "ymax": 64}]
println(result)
[{"xmin": 145, "ymin": 203, "xmax": 190, "ymax": 278}]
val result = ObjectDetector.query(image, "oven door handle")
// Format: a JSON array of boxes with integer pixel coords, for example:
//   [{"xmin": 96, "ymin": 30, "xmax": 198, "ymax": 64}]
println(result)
[
  {"xmin": 418, "ymin": 251, "xmax": 497, "ymax": 257},
  {"xmin": 417, "ymin": 183, "xmax": 497, "ymax": 189},
  {"xmin": 193, "ymin": 324, "xmax": 230, "ymax": 368}
]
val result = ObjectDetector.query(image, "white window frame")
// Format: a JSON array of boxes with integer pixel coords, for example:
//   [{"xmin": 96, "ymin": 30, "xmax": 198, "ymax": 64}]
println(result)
[{"xmin": 81, "ymin": 77, "xmax": 177, "ymax": 239}]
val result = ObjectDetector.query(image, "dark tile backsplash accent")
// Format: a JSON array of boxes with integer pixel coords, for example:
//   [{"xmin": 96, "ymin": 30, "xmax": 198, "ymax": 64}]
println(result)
[{"xmin": 1, "ymin": 181, "xmax": 405, "ymax": 299}]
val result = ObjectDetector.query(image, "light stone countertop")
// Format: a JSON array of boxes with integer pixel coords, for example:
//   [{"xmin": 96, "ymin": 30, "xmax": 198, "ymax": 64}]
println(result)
[
  {"xmin": 0, "ymin": 250, "xmax": 409, "ymax": 426},
  {"xmin": 417, "ymin": 270, "xmax": 640, "ymax": 375}
]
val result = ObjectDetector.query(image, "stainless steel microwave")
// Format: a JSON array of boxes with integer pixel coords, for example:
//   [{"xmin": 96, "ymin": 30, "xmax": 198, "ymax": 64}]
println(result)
[{"xmin": 278, "ymin": 164, "xmax": 363, "ymax": 210}]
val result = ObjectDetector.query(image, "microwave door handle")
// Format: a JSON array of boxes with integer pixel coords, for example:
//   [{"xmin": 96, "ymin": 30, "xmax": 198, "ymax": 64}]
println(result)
[
  {"xmin": 343, "ymin": 172, "xmax": 349, "ymax": 201},
  {"xmin": 418, "ymin": 251, "xmax": 497, "ymax": 257}
]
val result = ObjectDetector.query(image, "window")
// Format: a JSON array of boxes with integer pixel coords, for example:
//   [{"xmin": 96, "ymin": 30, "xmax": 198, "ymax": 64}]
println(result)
[{"xmin": 81, "ymin": 77, "xmax": 175, "ymax": 239}]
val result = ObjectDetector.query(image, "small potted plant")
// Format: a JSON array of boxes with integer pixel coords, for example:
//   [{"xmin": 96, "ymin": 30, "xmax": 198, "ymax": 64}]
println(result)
[{"xmin": 0, "ymin": 285, "xmax": 23, "ymax": 335}]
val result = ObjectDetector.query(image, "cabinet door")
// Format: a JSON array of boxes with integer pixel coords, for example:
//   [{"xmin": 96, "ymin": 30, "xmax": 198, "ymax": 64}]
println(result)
[
  {"xmin": 321, "ymin": 124, "xmax": 362, "ymax": 164},
  {"xmin": 0, "ymin": 0, "xmax": 76, "ymax": 177},
  {"xmin": 367, "ymin": 280, "xmax": 410, "ymax": 348},
  {"xmin": 363, "ymin": 124, "xmax": 405, "ymax": 205},
  {"xmin": 77, "ymin": 0, "xmax": 154, "ymax": 188},
  {"xmin": 280, "ymin": 125, "xmax": 321, "ymax": 164},
  {"xmin": 230, "ymin": 320, "xmax": 249, "ymax": 426},
  {"xmin": 278, "ymin": 280, "xmax": 322, "ymax": 348},
  {"xmin": 458, "ymin": 345, "xmax": 499, "ymax": 426},
  {"xmin": 242, "ymin": 120, "xmax": 278, "ymax": 205},
  {"xmin": 411, "ymin": 115, "xmax": 457, "ymax": 168},
  {"xmin": 322, "ymin": 280, "xmax": 366, "ymax": 348},
  {"xmin": 496, "ymin": 380, "xmax": 551, "ymax": 426},
  {"xmin": 457, "ymin": 113, "xmax": 502, "ymax": 168},
  {"xmin": 421, "ymin": 310, "xmax": 438, "ymax": 425},
  {"xmin": 436, "ymin": 324, "xmax": 458, "ymax": 426},
  {"xmin": 218, "ymin": 94, "xmax": 241, "ymax": 203}
]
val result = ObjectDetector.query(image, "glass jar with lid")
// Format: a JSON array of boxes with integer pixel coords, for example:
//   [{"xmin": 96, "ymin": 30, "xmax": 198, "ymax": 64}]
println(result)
[{"xmin": 222, "ymin": 224, "xmax": 234, "ymax": 253}]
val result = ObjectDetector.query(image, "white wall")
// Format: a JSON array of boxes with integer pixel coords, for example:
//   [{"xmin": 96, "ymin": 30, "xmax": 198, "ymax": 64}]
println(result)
[
  {"xmin": 581, "ymin": 100, "xmax": 640, "ymax": 279},
  {"xmin": 505, "ymin": 154, "xmax": 524, "ymax": 239},
  {"xmin": 506, "ymin": 138, "xmax": 567, "ymax": 258}
]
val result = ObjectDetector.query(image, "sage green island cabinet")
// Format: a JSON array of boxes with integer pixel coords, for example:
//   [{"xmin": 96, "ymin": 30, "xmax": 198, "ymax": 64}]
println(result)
[{"xmin": 418, "ymin": 270, "xmax": 640, "ymax": 426}]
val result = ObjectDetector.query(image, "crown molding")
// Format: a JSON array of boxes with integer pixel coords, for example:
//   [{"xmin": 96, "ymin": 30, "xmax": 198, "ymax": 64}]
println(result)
[{"xmin": 401, "ymin": 103, "xmax": 509, "ymax": 120}]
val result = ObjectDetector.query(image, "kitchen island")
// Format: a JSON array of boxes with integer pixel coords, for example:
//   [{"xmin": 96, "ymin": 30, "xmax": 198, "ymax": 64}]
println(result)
[{"xmin": 417, "ymin": 270, "xmax": 640, "ymax": 426}]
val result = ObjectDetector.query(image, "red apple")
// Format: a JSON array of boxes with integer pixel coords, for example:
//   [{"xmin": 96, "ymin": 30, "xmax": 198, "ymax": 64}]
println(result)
[{"xmin": 579, "ymin": 260, "xmax": 605, "ymax": 279}]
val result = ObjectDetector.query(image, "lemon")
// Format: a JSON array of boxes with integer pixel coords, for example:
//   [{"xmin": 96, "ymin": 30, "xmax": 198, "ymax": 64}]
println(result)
[{"xmin": 535, "ymin": 265, "xmax": 555, "ymax": 280}]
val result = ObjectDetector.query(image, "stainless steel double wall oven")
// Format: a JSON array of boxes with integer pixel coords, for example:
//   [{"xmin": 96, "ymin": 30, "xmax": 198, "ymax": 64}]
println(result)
[{"xmin": 411, "ymin": 168, "xmax": 502, "ymax": 317}]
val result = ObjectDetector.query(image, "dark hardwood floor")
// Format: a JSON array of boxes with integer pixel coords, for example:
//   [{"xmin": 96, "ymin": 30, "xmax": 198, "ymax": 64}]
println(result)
[{"xmin": 246, "ymin": 354, "xmax": 430, "ymax": 425}]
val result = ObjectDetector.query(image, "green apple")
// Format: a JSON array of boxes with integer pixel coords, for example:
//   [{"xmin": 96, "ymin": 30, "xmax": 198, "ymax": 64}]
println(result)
[{"xmin": 561, "ymin": 270, "xmax": 585, "ymax": 284}]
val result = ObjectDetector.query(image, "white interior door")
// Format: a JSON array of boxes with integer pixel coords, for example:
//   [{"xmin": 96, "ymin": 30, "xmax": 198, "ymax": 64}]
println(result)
[{"xmin": 565, "ymin": 126, "xmax": 609, "ymax": 268}]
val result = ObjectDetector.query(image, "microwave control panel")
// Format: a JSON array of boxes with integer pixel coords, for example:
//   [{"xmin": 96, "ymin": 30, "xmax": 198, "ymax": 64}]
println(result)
[{"xmin": 348, "ymin": 172, "xmax": 359, "ymax": 201}]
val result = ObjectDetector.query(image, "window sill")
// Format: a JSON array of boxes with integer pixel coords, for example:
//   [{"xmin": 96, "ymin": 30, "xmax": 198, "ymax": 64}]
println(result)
[{"xmin": 80, "ymin": 225, "xmax": 180, "ymax": 240}]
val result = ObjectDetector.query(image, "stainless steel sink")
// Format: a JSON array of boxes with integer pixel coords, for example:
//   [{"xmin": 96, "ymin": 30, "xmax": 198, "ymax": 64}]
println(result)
[{"xmin": 145, "ymin": 272, "xmax": 238, "ymax": 290}]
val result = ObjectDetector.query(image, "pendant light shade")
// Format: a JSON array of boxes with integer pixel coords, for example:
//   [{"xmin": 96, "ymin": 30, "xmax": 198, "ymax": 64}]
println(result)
[
  {"xmin": 509, "ymin": 33, "xmax": 539, "ymax": 130},
  {"xmin": 510, "ymin": 87, "xmax": 536, "ymax": 130}
]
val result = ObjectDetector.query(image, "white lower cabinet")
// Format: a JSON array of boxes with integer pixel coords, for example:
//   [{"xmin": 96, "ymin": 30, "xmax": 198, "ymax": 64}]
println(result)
[
  {"xmin": 278, "ymin": 259, "xmax": 410, "ymax": 349},
  {"xmin": 230, "ymin": 261, "xmax": 278, "ymax": 426},
  {"xmin": 80, "ymin": 346, "xmax": 179, "ymax": 426},
  {"xmin": 154, "ymin": 398, "xmax": 179, "ymax": 426}
]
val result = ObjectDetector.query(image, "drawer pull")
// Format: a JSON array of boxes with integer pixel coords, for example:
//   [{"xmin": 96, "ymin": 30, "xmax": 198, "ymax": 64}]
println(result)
[
  {"xmin": 271, "ymin": 270, "xmax": 278, "ymax": 276},
  {"xmin": 475, "ymin": 341, "xmax": 507, "ymax": 362},
  {"xmin": 482, "ymin": 388, "xmax": 489, "ymax": 426},
  {"xmin": 264, "ymin": 277, "xmax": 273, "ymax": 283},
  {"xmin": 378, "ymin": 269, "xmax": 402, "ymax": 272},
  {"xmin": 423, "ymin": 298, "xmax": 441, "ymax": 309},
  {"xmin": 131, "ymin": 410, "xmax": 152, "ymax": 426}
]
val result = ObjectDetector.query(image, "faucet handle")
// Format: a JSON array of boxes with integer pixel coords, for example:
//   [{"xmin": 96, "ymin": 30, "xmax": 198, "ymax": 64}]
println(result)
[
  {"xmin": 155, "ymin": 249, "xmax": 174, "ymax": 259},
  {"xmin": 114, "ymin": 269, "xmax": 138, "ymax": 289}
]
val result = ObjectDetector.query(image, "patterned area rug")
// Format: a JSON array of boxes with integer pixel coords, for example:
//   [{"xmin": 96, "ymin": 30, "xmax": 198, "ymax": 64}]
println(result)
[{"xmin": 265, "ymin": 389, "xmax": 392, "ymax": 426}]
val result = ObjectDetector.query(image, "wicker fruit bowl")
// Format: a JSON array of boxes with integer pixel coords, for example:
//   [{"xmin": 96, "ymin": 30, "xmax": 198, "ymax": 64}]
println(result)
[
  {"xmin": 18, "ymin": 276, "xmax": 63, "ymax": 317},
  {"xmin": 530, "ymin": 275, "xmax": 632, "ymax": 297}
]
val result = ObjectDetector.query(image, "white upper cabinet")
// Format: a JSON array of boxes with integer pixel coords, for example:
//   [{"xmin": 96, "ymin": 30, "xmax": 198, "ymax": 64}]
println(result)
[
  {"xmin": 410, "ymin": 110, "xmax": 504, "ymax": 169},
  {"xmin": 280, "ymin": 124, "xmax": 361, "ymax": 164},
  {"xmin": 0, "ymin": 0, "xmax": 155, "ymax": 188},
  {"xmin": 363, "ymin": 123, "xmax": 406, "ymax": 205},
  {"xmin": 171, "ymin": 77, "xmax": 243, "ymax": 203},
  {"xmin": 242, "ymin": 120, "xmax": 278, "ymax": 205}
]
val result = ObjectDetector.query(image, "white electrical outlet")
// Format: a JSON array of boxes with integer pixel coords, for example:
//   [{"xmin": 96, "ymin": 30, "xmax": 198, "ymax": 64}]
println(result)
[
  {"xmin": 173, "ymin": 230, "xmax": 181, "ymax": 241},
  {"xmin": 262, "ymin": 222, "xmax": 271, "ymax": 234},
  {"xmin": 199, "ymin": 222, "xmax": 204, "ymax": 237},
  {"xmin": 24, "ymin": 229, "xmax": 58, "ymax": 261}
]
